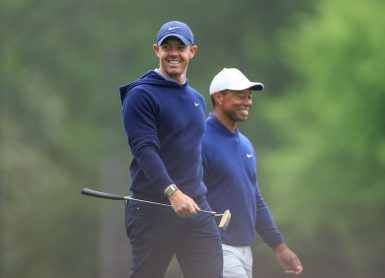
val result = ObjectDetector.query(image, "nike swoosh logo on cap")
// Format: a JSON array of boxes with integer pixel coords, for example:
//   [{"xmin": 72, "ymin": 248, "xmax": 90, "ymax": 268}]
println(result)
[
  {"xmin": 168, "ymin": 27, "xmax": 181, "ymax": 31},
  {"xmin": 246, "ymin": 154, "xmax": 253, "ymax": 158}
]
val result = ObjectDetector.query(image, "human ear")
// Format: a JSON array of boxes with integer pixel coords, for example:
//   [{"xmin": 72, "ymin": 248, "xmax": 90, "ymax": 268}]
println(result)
[
  {"xmin": 153, "ymin": 44, "xmax": 160, "ymax": 56},
  {"xmin": 189, "ymin": 45, "xmax": 198, "ymax": 58},
  {"xmin": 214, "ymin": 92, "xmax": 223, "ymax": 105}
]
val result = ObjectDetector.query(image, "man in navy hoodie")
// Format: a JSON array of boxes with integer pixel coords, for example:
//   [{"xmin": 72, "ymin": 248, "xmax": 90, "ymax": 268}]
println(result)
[
  {"xmin": 202, "ymin": 68, "xmax": 303, "ymax": 277},
  {"xmin": 119, "ymin": 21, "xmax": 223, "ymax": 278}
]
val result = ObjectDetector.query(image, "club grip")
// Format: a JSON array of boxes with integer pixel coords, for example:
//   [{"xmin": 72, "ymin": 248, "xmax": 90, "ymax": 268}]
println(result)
[{"xmin": 81, "ymin": 187, "xmax": 125, "ymax": 200}]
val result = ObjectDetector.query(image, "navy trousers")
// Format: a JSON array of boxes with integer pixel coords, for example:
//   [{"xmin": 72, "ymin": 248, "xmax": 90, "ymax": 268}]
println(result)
[{"xmin": 125, "ymin": 197, "xmax": 223, "ymax": 278}]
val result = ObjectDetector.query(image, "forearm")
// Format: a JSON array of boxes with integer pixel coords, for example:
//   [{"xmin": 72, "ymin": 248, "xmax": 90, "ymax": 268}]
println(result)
[
  {"xmin": 255, "ymin": 202, "xmax": 284, "ymax": 249},
  {"xmin": 134, "ymin": 146, "xmax": 174, "ymax": 194}
]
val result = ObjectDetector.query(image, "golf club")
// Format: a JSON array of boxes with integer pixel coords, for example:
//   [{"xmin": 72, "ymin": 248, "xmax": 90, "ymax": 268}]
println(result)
[{"xmin": 81, "ymin": 187, "xmax": 231, "ymax": 230}]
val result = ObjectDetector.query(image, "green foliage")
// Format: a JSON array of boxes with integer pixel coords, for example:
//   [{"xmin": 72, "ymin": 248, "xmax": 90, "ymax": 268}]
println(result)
[
  {"xmin": 263, "ymin": 0, "xmax": 385, "ymax": 276},
  {"xmin": 2, "ymin": 0, "xmax": 384, "ymax": 277}
]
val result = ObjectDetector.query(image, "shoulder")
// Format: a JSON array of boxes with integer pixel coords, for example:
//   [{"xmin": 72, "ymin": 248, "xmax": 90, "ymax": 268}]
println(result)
[
  {"xmin": 187, "ymin": 85, "xmax": 205, "ymax": 100},
  {"xmin": 124, "ymin": 86, "xmax": 154, "ymax": 103},
  {"xmin": 122, "ymin": 86, "xmax": 160, "ymax": 115},
  {"xmin": 202, "ymin": 122, "xmax": 222, "ymax": 151},
  {"xmin": 239, "ymin": 131, "xmax": 252, "ymax": 144},
  {"xmin": 238, "ymin": 132, "xmax": 255, "ymax": 151}
]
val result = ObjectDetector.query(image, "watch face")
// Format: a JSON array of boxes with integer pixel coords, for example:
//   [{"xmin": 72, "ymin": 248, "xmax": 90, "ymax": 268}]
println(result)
[{"xmin": 164, "ymin": 184, "xmax": 178, "ymax": 197}]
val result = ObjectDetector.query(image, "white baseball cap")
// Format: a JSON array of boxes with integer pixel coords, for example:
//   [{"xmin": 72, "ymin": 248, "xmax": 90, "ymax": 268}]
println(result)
[{"xmin": 209, "ymin": 68, "xmax": 264, "ymax": 95}]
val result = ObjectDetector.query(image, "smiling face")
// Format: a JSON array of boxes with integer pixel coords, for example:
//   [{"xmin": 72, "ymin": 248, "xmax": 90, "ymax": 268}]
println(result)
[
  {"xmin": 213, "ymin": 89, "xmax": 253, "ymax": 132},
  {"xmin": 153, "ymin": 37, "xmax": 197, "ymax": 84}
]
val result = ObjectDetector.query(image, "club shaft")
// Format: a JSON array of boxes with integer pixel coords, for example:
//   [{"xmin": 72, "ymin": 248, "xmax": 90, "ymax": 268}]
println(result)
[
  {"xmin": 127, "ymin": 196, "xmax": 217, "ymax": 215},
  {"xmin": 81, "ymin": 187, "xmax": 218, "ymax": 216}
]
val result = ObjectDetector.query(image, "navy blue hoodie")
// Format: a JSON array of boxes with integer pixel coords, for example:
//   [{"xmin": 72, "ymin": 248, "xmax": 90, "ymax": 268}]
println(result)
[{"xmin": 119, "ymin": 70, "xmax": 207, "ymax": 202}]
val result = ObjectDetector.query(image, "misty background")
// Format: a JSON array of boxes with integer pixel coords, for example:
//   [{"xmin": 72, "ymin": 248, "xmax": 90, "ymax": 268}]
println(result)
[{"xmin": 1, "ymin": 0, "xmax": 384, "ymax": 277}]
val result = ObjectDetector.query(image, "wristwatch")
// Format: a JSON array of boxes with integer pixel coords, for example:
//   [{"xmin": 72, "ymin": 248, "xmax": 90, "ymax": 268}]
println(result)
[{"xmin": 164, "ymin": 184, "xmax": 179, "ymax": 198}]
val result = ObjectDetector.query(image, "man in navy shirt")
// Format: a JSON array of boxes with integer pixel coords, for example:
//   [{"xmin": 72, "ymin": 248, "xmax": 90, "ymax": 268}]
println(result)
[
  {"xmin": 119, "ymin": 21, "xmax": 222, "ymax": 278},
  {"xmin": 202, "ymin": 68, "xmax": 303, "ymax": 277}
]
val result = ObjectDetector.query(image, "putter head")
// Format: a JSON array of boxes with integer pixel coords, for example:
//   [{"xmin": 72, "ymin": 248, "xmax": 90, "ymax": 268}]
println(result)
[{"xmin": 218, "ymin": 210, "xmax": 231, "ymax": 231}]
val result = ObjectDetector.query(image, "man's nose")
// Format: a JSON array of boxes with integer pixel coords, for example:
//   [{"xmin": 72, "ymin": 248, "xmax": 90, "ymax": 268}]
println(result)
[
  {"xmin": 244, "ymin": 98, "xmax": 252, "ymax": 106},
  {"xmin": 169, "ymin": 46, "xmax": 179, "ymax": 55}
]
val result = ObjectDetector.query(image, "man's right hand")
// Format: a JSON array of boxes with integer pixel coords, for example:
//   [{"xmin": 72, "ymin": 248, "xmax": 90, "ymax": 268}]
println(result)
[{"xmin": 168, "ymin": 190, "xmax": 200, "ymax": 217}]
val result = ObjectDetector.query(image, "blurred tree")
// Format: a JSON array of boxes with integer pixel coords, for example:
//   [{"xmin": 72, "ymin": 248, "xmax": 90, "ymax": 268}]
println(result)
[
  {"xmin": 262, "ymin": 0, "xmax": 385, "ymax": 276},
  {"xmin": 0, "ymin": 1, "xmax": 111, "ymax": 277},
  {"xmin": 4, "ymin": 0, "xmax": 365, "ymax": 277}
]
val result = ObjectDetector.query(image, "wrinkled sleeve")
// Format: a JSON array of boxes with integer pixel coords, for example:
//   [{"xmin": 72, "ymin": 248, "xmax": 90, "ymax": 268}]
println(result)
[
  {"xmin": 122, "ymin": 88, "xmax": 173, "ymax": 194},
  {"xmin": 255, "ymin": 182, "xmax": 285, "ymax": 249}
]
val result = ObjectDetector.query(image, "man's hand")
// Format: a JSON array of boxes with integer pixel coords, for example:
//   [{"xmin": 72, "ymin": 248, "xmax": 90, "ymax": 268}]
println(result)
[
  {"xmin": 275, "ymin": 243, "xmax": 303, "ymax": 275},
  {"xmin": 168, "ymin": 190, "xmax": 200, "ymax": 217}
]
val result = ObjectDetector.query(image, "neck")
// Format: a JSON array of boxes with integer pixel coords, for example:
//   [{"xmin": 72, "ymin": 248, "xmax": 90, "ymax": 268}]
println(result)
[
  {"xmin": 170, "ymin": 74, "xmax": 186, "ymax": 85},
  {"xmin": 213, "ymin": 110, "xmax": 237, "ymax": 133}
]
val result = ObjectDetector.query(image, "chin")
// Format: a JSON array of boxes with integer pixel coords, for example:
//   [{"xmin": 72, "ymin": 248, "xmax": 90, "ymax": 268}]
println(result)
[
  {"xmin": 167, "ymin": 69, "xmax": 182, "ymax": 76},
  {"xmin": 237, "ymin": 114, "xmax": 248, "ymax": 121}
]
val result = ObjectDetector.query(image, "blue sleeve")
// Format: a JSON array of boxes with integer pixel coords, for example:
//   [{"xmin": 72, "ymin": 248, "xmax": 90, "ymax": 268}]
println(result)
[
  {"xmin": 122, "ymin": 89, "xmax": 174, "ymax": 194},
  {"xmin": 255, "ymin": 182, "xmax": 285, "ymax": 249}
]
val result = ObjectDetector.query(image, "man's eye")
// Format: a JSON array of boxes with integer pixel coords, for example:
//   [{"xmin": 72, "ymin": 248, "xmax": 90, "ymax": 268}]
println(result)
[{"xmin": 161, "ymin": 45, "xmax": 171, "ymax": 50}]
